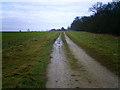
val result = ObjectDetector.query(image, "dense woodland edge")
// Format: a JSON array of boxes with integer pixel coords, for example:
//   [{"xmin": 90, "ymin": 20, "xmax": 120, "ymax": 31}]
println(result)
[{"xmin": 68, "ymin": 1, "xmax": 120, "ymax": 36}]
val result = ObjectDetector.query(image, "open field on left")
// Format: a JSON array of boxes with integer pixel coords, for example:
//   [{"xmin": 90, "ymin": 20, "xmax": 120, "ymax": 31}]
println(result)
[{"xmin": 2, "ymin": 31, "xmax": 60, "ymax": 88}]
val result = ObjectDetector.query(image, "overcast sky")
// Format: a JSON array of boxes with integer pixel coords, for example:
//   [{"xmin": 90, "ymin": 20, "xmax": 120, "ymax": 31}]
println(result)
[{"xmin": 1, "ymin": 0, "xmax": 112, "ymax": 31}]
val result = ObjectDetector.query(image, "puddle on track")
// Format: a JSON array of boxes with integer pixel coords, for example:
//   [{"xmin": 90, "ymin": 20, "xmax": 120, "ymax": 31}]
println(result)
[{"xmin": 46, "ymin": 34, "xmax": 69, "ymax": 88}]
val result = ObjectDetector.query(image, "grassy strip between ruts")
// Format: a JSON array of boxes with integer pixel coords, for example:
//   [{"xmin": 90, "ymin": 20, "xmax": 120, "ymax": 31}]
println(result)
[
  {"xmin": 66, "ymin": 31, "xmax": 119, "ymax": 76},
  {"xmin": 61, "ymin": 32, "xmax": 80, "ymax": 71},
  {"xmin": 2, "ymin": 31, "xmax": 60, "ymax": 88}
]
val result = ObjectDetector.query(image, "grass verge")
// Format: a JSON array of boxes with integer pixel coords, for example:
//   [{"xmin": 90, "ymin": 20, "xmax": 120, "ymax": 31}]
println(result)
[
  {"xmin": 2, "ymin": 31, "xmax": 60, "ymax": 88},
  {"xmin": 66, "ymin": 31, "xmax": 119, "ymax": 76}
]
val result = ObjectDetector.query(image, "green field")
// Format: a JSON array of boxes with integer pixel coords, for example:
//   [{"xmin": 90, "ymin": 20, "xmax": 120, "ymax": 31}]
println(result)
[
  {"xmin": 2, "ymin": 31, "xmax": 60, "ymax": 88},
  {"xmin": 66, "ymin": 31, "xmax": 119, "ymax": 76}
]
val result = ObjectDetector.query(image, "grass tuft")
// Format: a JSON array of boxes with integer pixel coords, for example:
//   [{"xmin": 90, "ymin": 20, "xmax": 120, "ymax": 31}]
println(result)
[{"xmin": 61, "ymin": 32, "xmax": 83, "ymax": 71}]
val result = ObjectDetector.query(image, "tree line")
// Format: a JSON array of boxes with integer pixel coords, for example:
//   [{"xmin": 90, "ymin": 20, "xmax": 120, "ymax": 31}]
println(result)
[{"xmin": 70, "ymin": 1, "xmax": 120, "ymax": 36}]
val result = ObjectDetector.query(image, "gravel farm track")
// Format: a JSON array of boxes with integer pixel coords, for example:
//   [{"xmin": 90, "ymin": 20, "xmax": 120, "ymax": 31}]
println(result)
[{"xmin": 46, "ymin": 32, "xmax": 118, "ymax": 88}]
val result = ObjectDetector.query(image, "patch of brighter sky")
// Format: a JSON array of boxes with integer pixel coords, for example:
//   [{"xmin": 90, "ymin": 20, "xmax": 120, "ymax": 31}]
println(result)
[{"xmin": 1, "ymin": 0, "xmax": 112, "ymax": 31}]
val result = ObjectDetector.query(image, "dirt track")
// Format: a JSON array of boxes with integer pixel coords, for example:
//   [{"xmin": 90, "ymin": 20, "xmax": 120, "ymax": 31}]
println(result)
[{"xmin": 46, "ymin": 33, "xmax": 118, "ymax": 88}]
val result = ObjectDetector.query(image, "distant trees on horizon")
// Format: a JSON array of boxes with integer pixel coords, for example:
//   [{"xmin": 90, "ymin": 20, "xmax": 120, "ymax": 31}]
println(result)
[
  {"xmin": 70, "ymin": 1, "xmax": 120, "ymax": 36},
  {"xmin": 50, "ymin": 27, "xmax": 66, "ymax": 31}
]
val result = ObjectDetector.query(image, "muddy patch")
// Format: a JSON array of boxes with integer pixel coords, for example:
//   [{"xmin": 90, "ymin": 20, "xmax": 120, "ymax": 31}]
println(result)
[{"xmin": 46, "ymin": 34, "xmax": 69, "ymax": 88}]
